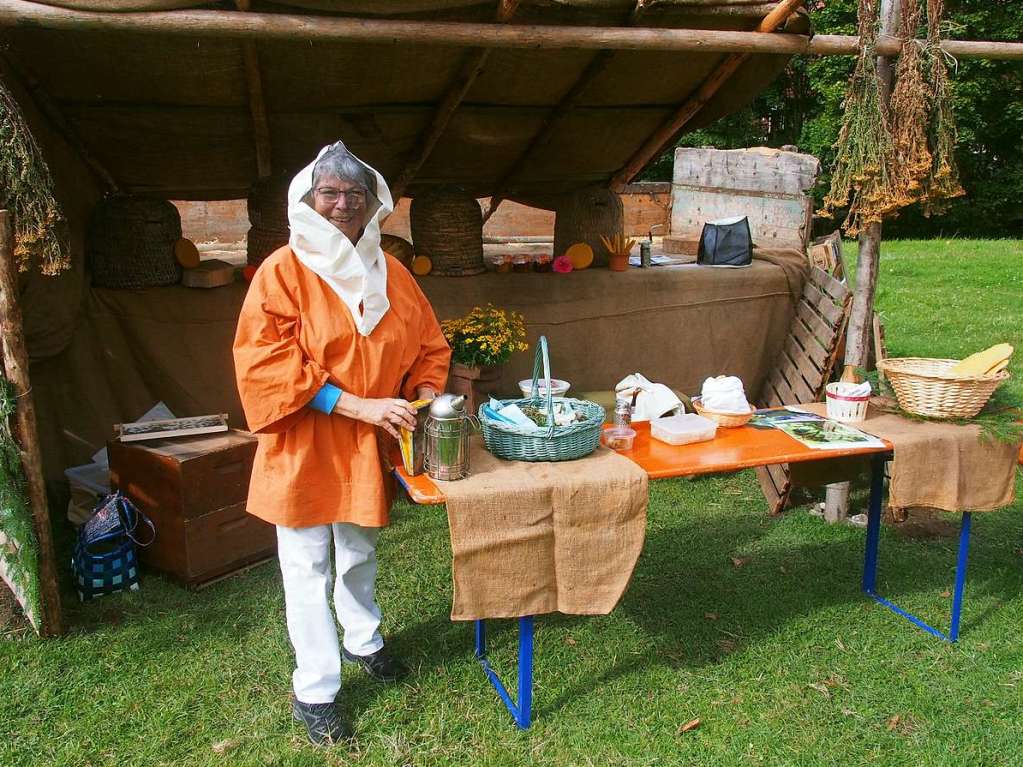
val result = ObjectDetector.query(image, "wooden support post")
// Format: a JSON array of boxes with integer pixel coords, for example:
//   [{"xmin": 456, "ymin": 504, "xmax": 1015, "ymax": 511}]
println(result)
[
  {"xmin": 0, "ymin": 211, "xmax": 63, "ymax": 636},
  {"xmin": 609, "ymin": 0, "xmax": 804, "ymax": 190},
  {"xmin": 826, "ymin": 0, "xmax": 900, "ymax": 524},
  {"xmin": 390, "ymin": 0, "xmax": 520, "ymax": 201}
]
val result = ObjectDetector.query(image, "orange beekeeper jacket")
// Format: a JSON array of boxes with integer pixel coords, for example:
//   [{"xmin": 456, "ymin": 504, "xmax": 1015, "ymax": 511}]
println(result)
[{"xmin": 233, "ymin": 247, "xmax": 451, "ymax": 529}]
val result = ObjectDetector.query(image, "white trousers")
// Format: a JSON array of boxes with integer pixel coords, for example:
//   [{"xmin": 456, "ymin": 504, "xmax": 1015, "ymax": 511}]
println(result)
[{"xmin": 276, "ymin": 523, "xmax": 385, "ymax": 704}]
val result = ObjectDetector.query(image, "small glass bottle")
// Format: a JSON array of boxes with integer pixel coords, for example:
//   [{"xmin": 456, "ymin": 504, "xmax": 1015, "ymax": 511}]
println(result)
[
  {"xmin": 613, "ymin": 398, "xmax": 633, "ymax": 429},
  {"xmin": 512, "ymin": 254, "xmax": 532, "ymax": 273},
  {"xmin": 533, "ymin": 253, "xmax": 553, "ymax": 273},
  {"xmin": 494, "ymin": 254, "xmax": 512, "ymax": 273}
]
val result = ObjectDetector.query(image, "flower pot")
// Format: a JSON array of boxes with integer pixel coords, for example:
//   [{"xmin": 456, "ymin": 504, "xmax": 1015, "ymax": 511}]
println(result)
[
  {"xmin": 447, "ymin": 362, "xmax": 503, "ymax": 414},
  {"xmin": 608, "ymin": 253, "xmax": 629, "ymax": 272}
]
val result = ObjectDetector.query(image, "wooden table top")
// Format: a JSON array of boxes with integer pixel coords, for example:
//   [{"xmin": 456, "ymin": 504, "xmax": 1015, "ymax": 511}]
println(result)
[{"xmin": 394, "ymin": 419, "xmax": 892, "ymax": 506}]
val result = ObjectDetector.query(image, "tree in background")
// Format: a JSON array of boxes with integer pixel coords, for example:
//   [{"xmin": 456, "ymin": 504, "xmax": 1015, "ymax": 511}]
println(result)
[{"xmin": 641, "ymin": 0, "xmax": 1023, "ymax": 238}]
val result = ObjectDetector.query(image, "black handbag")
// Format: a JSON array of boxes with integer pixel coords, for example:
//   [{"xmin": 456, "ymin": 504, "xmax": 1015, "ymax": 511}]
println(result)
[{"xmin": 697, "ymin": 216, "xmax": 753, "ymax": 267}]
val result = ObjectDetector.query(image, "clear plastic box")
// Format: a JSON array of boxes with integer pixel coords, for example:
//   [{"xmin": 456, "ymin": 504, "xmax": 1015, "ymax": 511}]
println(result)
[{"xmin": 650, "ymin": 413, "xmax": 717, "ymax": 445}]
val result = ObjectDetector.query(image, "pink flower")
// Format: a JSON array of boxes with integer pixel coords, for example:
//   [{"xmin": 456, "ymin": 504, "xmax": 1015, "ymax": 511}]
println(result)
[{"xmin": 553, "ymin": 255, "xmax": 573, "ymax": 273}]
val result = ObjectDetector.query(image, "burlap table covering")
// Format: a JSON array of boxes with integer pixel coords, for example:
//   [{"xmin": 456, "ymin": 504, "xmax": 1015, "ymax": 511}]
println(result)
[
  {"xmin": 435, "ymin": 437, "xmax": 648, "ymax": 621},
  {"xmin": 790, "ymin": 400, "xmax": 1020, "ymax": 512}
]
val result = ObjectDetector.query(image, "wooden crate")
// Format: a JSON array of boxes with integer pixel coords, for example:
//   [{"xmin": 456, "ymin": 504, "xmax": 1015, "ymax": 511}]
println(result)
[
  {"xmin": 108, "ymin": 429, "xmax": 275, "ymax": 586},
  {"xmin": 755, "ymin": 266, "xmax": 852, "ymax": 514}
]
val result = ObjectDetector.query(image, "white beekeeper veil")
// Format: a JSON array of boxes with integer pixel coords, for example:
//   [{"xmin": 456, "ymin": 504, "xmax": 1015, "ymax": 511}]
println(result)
[{"xmin": 287, "ymin": 141, "xmax": 394, "ymax": 336}]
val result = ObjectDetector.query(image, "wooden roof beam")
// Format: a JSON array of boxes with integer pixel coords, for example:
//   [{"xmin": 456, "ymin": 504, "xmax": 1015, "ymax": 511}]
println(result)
[
  {"xmin": 0, "ymin": 53, "xmax": 120, "ymax": 193},
  {"xmin": 483, "ymin": 0, "xmax": 650, "ymax": 222},
  {"xmin": 390, "ymin": 1, "xmax": 520, "ymax": 200},
  {"xmin": 0, "ymin": 2, "xmax": 1019, "ymax": 60},
  {"xmin": 235, "ymin": 0, "xmax": 272, "ymax": 178},
  {"xmin": 610, "ymin": 0, "xmax": 804, "ymax": 190}
]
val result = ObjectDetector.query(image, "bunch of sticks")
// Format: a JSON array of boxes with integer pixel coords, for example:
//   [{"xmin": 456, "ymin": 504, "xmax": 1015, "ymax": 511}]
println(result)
[{"xmin": 599, "ymin": 233, "xmax": 636, "ymax": 257}]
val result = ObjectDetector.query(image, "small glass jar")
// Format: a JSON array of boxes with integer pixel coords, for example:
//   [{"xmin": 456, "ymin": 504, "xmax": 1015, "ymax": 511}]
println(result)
[
  {"xmin": 533, "ymin": 254, "xmax": 553, "ymax": 273},
  {"xmin": 492, "ymin": 254, "xmax": 512, "ymax": 273},
  {"xmin": 512, "ymin": 254, "xmax": 533, "ymax": 273}
]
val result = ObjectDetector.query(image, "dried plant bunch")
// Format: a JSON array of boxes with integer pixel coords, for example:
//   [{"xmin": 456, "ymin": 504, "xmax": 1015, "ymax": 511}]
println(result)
[
  {"xmin": 819, "ymin": 0, "xmax": 899, "ymax": 236},
  {"xmin": 921, "ymin": 0, "xmax": 965, "ymax": 216},
  {"xmin": 821, "ymin": 0, "xmax": 964, "ymax": 233},
  {"xmin": 888, "ymin": 0, "xmax": 932, "ymax": 207},
  {"xmin": 0, "ymin": 76, "xmax": 68, "ymax": 275}
]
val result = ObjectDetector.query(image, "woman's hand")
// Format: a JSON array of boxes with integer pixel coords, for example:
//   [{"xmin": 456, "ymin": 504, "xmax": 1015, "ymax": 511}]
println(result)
[{"xmin": 333, "ymin": 392, "xmax": 417, "ymax": 438}]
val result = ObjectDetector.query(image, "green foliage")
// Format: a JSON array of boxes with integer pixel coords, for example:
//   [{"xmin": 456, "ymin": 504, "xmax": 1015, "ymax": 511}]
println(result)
[
  {"xmin": 641, "ymin": 1, "xmax": 1023, "ymax": 237},
  {"xmin": 0, "ymin": 377, "xmax": 41, "ymax": 629}
]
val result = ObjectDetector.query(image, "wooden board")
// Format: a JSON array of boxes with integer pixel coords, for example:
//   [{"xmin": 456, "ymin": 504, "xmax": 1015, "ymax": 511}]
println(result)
[
  {"xmin": 181, "ymin": 259, "xmax": 236, "ymax": 288},
  {"xmin": 671, "ymin": 147, "xmax": 820, "ymax": 251}
]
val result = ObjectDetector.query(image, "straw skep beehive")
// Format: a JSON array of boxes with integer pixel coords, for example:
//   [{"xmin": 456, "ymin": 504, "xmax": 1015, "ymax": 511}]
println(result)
[
  {"xmin": 410, "ymin": 187, "xmax": 485, "ymax": 277},
  {"xmin": 86, "ymin": 196, "xmax": 182, "ymax": 289}
]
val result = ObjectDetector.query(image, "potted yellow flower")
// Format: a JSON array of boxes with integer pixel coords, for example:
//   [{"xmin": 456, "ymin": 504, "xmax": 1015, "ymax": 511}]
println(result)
[{"xmin": 441, "ymin": 305, "xmax": 528, "ymax": 413}]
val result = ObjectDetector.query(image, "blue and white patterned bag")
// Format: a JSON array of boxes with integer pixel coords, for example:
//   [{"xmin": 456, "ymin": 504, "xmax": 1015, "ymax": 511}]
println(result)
[{"xmin": 71, "ymin": 491, "xmax": 155, "ymax": 601}]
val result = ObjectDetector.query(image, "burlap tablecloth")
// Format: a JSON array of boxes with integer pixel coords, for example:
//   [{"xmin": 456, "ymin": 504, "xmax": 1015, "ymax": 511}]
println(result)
[
  {"xmin": 435, "ymin": 437, "xmax": 648, "ymax": 621},
  {"xmin": 790, "ymin": 400, "xmax": 1021, "ymax": 512}
]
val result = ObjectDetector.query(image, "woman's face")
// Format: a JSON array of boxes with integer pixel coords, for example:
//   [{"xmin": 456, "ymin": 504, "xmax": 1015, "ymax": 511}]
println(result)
[{"xmin": 311, "ymin": 174, "xmax": 370, "ymax": 243}]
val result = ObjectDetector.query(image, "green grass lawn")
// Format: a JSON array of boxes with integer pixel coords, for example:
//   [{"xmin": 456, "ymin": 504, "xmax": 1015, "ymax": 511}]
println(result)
[{"xmin": 3, "ymin": 240, "xmax": 1022, "ymax": 767}]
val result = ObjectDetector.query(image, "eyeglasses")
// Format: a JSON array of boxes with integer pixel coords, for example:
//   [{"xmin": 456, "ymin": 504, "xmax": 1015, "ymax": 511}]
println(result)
[{"xmin": 314, "ymin": 187, "xmax": 367, "ymax": 206}]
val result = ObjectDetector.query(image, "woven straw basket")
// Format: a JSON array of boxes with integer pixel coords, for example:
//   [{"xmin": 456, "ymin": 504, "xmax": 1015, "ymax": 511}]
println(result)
[
  {"xmin": 87, "ymin": 196, "xmax": 182, "ymax": 289},
  {"xmin": 478, "ymin": 336, "xmax": 604, "ymax": 462},
  {"xmin": 246, "ymin": 225, "xmax": 290, "ymax": 267},
  {"xmin": 691, "ymin": 397, "xmax": 755, "ymax": 428},
  {"xmin": 876, "ymin": 357, "xmax": 1009, "ymax": 419},
  {"xmin": 410, "ymin": 187, "xmax": 485, "ymax": 276}
]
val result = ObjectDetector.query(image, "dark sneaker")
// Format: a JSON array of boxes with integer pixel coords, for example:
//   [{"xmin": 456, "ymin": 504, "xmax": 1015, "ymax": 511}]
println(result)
[
  {"xmin": 342, "ymin": 646, "xmax": 410, "ymax": 683},
  {"xmin": 291, "ymin": 699, "xmax": 353, "ymax": 746}
]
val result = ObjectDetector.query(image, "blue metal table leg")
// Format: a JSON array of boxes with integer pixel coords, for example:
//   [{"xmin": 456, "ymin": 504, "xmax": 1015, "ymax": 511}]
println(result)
[
  {"xmin": 948, "ymin": 512, "xmax": 973, "ymax": 642},
  {"xmin": 861, "ymin": 455, "xmax": 885, "ymax": 594},
  {"xmin": 474, "ymin": 616, "xmax": 535, "ymax": 729},
  {"xmin": 861, "ymin": 453, "xmax": 975, "ymax": 642}
]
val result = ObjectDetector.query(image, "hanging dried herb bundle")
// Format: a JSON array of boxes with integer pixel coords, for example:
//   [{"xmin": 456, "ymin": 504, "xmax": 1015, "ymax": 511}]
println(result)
[
  {"xmin": 888, "ymin": 0, "xmax": 932, "ymax": 208},
  {"xmin": 921, "ymin": 0, "xmax": 965, "ymax": 216},
  {"xmin": 0, "ymin": 75, "xmax": 68, "ymax": 275},
  {"xmin": 819, "ymin": 0, "xmax": 899, "ymax": 236}
]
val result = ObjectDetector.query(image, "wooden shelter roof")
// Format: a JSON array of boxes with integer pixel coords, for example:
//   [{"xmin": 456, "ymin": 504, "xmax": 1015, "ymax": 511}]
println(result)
[{"xmin": 0, "ymin": 0, "xmax": 809, "ymax": 202}]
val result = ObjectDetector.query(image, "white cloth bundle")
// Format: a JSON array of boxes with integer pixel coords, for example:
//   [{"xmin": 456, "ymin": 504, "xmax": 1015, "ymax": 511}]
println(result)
[
  {"xmin": 615, "ymin": 373, "xmax": 683, "ymax": 422},
  {"xmin": 700, "ymin": 376, "xmax": 751, "ymax": 414}
]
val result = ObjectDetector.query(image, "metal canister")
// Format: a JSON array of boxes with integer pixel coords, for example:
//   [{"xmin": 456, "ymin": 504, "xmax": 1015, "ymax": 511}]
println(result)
[
  {"xmin": 425, "ymin": 394, "xmax": 471, "ymax": 481},
  {"xmin": 639, "ymin": 241, "xmax": 652, "ymax": 268}
]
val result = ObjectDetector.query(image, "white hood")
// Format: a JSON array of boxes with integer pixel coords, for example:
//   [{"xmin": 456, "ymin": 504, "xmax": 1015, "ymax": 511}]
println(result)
[{"xmin": 287, "ymin": 142, "xmax": 394, "ymax": 336}]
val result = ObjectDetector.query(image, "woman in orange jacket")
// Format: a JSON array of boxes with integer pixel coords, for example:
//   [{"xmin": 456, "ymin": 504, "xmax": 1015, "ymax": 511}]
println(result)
[{"xmin": 234, "ymin": 142, "xmax": 450, "ymax": 746}]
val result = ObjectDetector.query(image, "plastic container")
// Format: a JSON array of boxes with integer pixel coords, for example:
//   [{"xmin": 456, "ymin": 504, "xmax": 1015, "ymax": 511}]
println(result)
[
  {"xmin": 602, "ymin": 426, "xmax": 636, "ymax": 451},
  {"xmin": 519, "ymin": 378, "xmax": 571, "ymax": 398},
  {"xmin": 825, "ymin": 382, "xmax": 870, "ymax": 422},
  {"xmin": 650, "ymin": 413, "xmax": 717, "ymax": 445}
]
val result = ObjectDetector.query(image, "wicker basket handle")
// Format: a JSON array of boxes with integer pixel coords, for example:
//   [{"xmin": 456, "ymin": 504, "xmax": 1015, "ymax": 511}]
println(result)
[{"xmin": 528, "ymin": 335, "xmax": 557, "ymax": 439}]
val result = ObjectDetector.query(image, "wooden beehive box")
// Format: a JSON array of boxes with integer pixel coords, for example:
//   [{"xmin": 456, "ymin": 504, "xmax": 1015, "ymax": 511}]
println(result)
[
  {"xmin": 664, "ymin": 146, "xmax": 820, "ymax": 254},
  {"xmin": 108, "ymin": 429, "xmax": 274, "ymax": 586}
]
